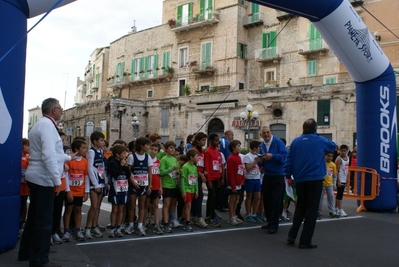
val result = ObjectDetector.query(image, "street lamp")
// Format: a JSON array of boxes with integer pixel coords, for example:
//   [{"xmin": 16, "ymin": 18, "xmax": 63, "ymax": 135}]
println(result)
[
  {"xmin": 131, "ymin": 115, "xmax": 140, "ymax": 139},
  {"xmin": 58, "ymin": 122, "xmax": 64, "ymax": 131},
  {"xmin": 240, "ymin": 104, "xmax": 259, "ymax": 148}
]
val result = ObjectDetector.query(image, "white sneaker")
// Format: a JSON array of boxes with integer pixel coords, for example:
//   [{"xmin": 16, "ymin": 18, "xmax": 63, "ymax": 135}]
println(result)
[
  {"xmin": 228, "ymin": 217, "xmax": 239, "ymax": 226},
  {"xmin": 91, "ymin": 226, "xmax": 103, "ymax": 238},
  {"xmin": 115, "ymin": 227, "xmax": 124, "ymax": 237},
  {"xmin": 125, "ymin": 225, "xmax": 135, "ymax": 235},
  {"xmin": 52, "ymin": 233, "xmax": 63, "ymax": 244},
  {"xmin": 62, "ymin": 232, "xmax": 72, "ymax": 242},
  {"xmin": 171, "ymin": 219, "xmax": 182, "ymax": 228},
  {"xmin": 235, "ymin": 216, "xmax": 243, "ymax": 224},
  {"xmin": 280, "ymin": 212, "xmax": 290, "ymax": 221},
  {"xmin": 84, "ymin": 228, "xmax": 92, "ymax": 239},
  {"xmin": 338, "ymin": 209, "xmax": 348, "ymax": 217},
  {"xmin": 137, "ymin": 226, "xmax": 146, "ymax": 236}
]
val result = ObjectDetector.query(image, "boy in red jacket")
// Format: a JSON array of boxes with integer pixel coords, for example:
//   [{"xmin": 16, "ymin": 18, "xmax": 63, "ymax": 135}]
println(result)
[{"xmin": 226, "ymin": 140, "xmax": 245, "ymax": 225}]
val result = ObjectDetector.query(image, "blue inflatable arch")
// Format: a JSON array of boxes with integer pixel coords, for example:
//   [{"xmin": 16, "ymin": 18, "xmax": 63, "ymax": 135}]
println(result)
[{"xmin": 0, "ymin": 0, "xmax": 396, "ymax": 252}]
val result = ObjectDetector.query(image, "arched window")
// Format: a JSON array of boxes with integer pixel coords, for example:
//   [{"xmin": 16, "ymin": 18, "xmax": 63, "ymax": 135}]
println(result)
[
  {"xmin": 207, "ymin": 118, "xmax": 224, "ymax": 137},
  {"xmin": 270, "ymin": 123, "xmax": 286, "ymax": 141}
]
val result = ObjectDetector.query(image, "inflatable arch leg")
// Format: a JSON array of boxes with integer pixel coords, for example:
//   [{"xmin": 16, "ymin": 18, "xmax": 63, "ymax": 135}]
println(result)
[{"xmin": 250, "ymin": 0, "xmax": 397, "ymax": 211}]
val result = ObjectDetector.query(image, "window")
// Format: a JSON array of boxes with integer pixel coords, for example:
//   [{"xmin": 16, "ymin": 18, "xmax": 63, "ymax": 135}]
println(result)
[
  {"xmin": 317, "ymin": 99, "xmax": 330, "ymax": 126},
  {"xmin": 145, "ymin": 54, "xmax": 158, "ymax": 78},
  {"xmin": 239, "ymin": 0, "xmax": 246, "ymax": 6},
  {"xmin": 264, "ymin": 69, "xmax": 276, "ymax": 82},
  {"xmin": 307, "ymin": 60, "xmax": 317, "ymax": 76},
  {"xmin": 200, "ymin": 0, "xmax": 213, "ymax": 21},
  {"xmin": 115, "ymin": 62, "xmax": 124, "ymax": 83},
  {"xmin": 94, "ymin": 73, "xmax": 100, "ymax": 88},
  {"xmin": 325, "ymin": 77, "xmax": 336, "ymax": 84},
  {"xmin": 270, "ymin": 124, "xmax": 286, "ymax": 140},
  {"xmin": 161, "ymin": 108, "xmax": 169, "ymax": 128},
  {"xmin": 201, "ymin": 85, "xmax": 209, "ymax": 91},
  {"xmin": 131, "ymin": 58, "xmax": 143, "ymax": 80},
  {"xmin": 147, "ymin": 90, "xmax": 153, "ymax": 98},
  {"xmin": 261, "ymin": 31, "xmax": 277, "ymax": 59},
  {"xmin": 250, "ymin": 3, "xmax": 260, "ymax": 21},
  {"xmin": 162, "ymin": 51, "xmax": 171, "ymax": 74},
  {"xmin": 309, "ymin": 24, "xmax": 322, "ymax": 50},
  {"xmin": 201, "ymin": 42, "xmax": 212, "ymax": 70},
  {"xmin": 239, "ymin": 82, "xmax": 244, "ymax": 90},
  {"xmin": 179, "ymin": 47, "xmax": 188, "ymax": 68},
  {"xmin": 237, "ymin": 43, "xmax": 247, "ymax": 59},
  {"xmin": 177, "ymin": 3, "xmax": 193, "ymax": 26},
  {"xmin": 179, "ymin": 79, "xmax": 186, "ymax": 96}
]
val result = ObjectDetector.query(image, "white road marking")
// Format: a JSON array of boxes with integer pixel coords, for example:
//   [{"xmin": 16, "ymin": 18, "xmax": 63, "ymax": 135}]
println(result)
[{"xmin": 76, "ymin": 215, "xmax": 362, "ymax": 247}]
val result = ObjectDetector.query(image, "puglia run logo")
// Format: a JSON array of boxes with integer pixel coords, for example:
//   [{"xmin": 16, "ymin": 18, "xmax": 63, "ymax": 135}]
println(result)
[{"xmin": 344, "ymin": 20, "xmax": 373, "ymax": 62}]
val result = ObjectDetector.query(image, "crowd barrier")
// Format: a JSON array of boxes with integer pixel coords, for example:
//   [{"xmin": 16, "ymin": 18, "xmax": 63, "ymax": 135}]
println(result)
[{"xmin": 335, "ymin": 166, "xmax": 380, "ymax": 213}]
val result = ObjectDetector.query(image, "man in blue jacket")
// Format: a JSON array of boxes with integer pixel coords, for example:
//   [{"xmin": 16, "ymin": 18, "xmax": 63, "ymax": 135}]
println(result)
[
  {"xmin": 259, "ymin": 126, "xmax": 287, "ymax": 234},
  {"xmin": 285, "ymin": 118, "xmax": 336, "ymax": 248}
]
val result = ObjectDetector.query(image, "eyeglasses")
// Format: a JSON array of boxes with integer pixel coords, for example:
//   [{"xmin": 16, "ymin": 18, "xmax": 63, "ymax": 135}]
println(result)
[{"xmin": 54, "ymin": 106, "xmax": 63, "ymax": 111}]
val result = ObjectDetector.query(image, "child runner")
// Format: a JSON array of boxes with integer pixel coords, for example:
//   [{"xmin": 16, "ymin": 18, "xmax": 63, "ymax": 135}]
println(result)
[
  {"xmin": 63, "ymin": 139, "xmax": 90, "ymax": 241},
  {"xmin": 126, "ymin": 137, "xmax": 152, "ymax": 236},
  {"xmin": 84, "ymin": 131, "xmax": 106, "ymax": 239},
  {"xmin": 226, "ymin": 140, "xmax": 245, "ymax": 225},
  {"xmin": 107, "ymin": 144, "xmax": 130, "ymax": 237},
  {"xmin": 160, "ymin": 141, "xmax": 179, "ymax": 233},
  {"xmin": 335, "ymin": 144, "xmax": 349, "ymax": 217},
  {"xmin": 147, "ymin": 143, "xmax": 163, "ymax": 234},
  {"xmin": 191, "ymin": 132, "xmax": 208, "ymax": 228},
  {"xmin": 176, "ymin": 154, "xmax": 188, "ymax": 225},
  {"xmin": 318, "ymin": 152, "xmax": 338, "ymax": 218},
  {"xmin": 243, "ymin": 140, "xmax": 262, "ymax": 223},
  {"xmin": 204, "ymin": 133, "xmax": 222, "ymax": 227},
  {"xmin": 180, "ymin": 149, "xmax": 199, "ymax": 231}
]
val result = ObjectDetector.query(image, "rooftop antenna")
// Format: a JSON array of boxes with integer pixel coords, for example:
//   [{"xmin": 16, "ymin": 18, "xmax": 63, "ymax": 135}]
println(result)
[{"xmin": 131, "ymin": 20, "xmax": 137, "ymax": 33}]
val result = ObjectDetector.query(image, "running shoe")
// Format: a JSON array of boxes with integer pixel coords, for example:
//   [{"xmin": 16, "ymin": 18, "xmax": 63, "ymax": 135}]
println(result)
[
  {"xmin": 153, "ymin": 224, "xmax": 164, "ymax": 235},
  {"xmin": 91, "ymin": 227, "xmax": 103, "ymax": 238},
  {"xmin": 52, "ymin": 233, "xmax": 63, "ymax": 244},
  {"xmin": 137, "ymin": 226, "xmax": 146, "ymax": 236},
  {"xmin": 183, "ymin": 223, "xmax": 193, "ymax": 232},
  {"xmin": 84, "ymin": 228, "xmax": 92, "ymax": 239},
  {"xmin": 62, "ymin": 231, "xmax": 72, "ymax": 242},
  {"xmin": 245, "ymin": 215, "xmax": 256, "ymax": 223},
  {"xmin": 115, "ymin": 227, "xmax": 124, "ymax": 237},
  {"xmin": 74, "ymin": 230, "xmax": 86, "ymax": 241},
  {"xmin": 209, "ymin": 218, "xmax": 221, "ymax": 227},
  {"xmin": 228, "ymin": 217, "xmax": 239, "ymax": 226},
  {"xmin": 171, "ymin": 219, "xmax": 182, "ymax": 228},
  {"xmin": 125, "ymin": 225, "xmax": 135, "ymax": 235},
  {"xmin": 108, "ymin": 228, "xmax": 115, "ymax": 238},
  {"xmin": 338, "ymin": 209, "xmax": 348, "ymax": 217},
  {"xmin": 195, "ymin": 217, "xmax": 208, "ymax": 228}
]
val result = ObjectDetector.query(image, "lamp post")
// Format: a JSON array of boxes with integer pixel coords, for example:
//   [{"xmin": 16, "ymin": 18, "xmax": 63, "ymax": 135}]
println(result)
[
  {"xmin": 58, "ymin": 122, "xmax": 64, "ymax": 131},
  {"xmin": 131, "ymin": 115, "xmax": 140, "ymax": 139},
  {"xmin": 240, "ymin": 104, "xmax": 259, "ymax": 148}
]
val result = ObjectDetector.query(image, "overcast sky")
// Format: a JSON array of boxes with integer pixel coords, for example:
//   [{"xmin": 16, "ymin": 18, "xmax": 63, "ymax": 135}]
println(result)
[{"xmin": 24, "ymin": 0, "xmax": 163, "ymax": 127}]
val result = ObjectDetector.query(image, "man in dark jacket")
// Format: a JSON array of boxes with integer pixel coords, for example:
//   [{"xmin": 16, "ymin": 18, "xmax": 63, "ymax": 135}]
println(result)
[{"xmin": 285, "ymin": 118, "xmax": 336, "ymax": 248}]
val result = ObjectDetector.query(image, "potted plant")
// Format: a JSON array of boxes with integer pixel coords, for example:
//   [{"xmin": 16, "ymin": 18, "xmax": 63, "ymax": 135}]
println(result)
[
  {"xmin": 183, "ymin": 85, "xmax": 191, "ymax": 96},
  {"xmin": 168, "ymin": 19, "xmax": 176, "ymax": 28}
]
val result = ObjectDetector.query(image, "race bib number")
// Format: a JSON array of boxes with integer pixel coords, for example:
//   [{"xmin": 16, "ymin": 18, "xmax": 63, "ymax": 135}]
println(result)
[
  {"xmin": 197, "ymin": 155, "xmax": 204, "ymax": 167},
  {"xmin": 212, "ymin": 160, "xmax": 221, "ymax": 172},
  {"xmin": 115, "ymin": 180, "xmax": 128, "ymax": 192},
  {"xmin": 344, "ymin": 165, "xmax": 349, "ymax": 172},
  {"xmin": 238, "ymin": 165, "xmax": 244, "ymax": 175},
  {"xmin": 152, "ymin": 163, "xmax": 160, "ymax": 174},
  {"xmin": 188, "ymin": 174, "xmax": 197, "ymax": 185},
  {"xmin": 169, "ymin": 170, "xmax": 177, "ymax": 179},
  {"xmin": 97, "ymin": 165, "xmax": 105, "ymax": 177},
  {"xmin": 70, "ymin": 173, "xmax": 84, "ymax": 186},
  {"xmin": 327, "ymin": 168, "xmax": 333, "ymax": 177},
  {"xmin": 133, "ymin": 174, "xmax": 149, "ymax": 186}
]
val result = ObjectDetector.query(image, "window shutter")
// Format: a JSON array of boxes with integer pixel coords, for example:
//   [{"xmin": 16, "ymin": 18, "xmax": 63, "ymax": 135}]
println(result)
[
  {"xmin": 270, "ymin": 31, "xmax": 277, "ymax": 47},
  {"xmin": 317, "ymin": 100, "xmax": 330, "ymax": 126},
  {"xmin": 131, "ymin": 59, "xmax": 135, "ymax": 80},
  {"xmin": 177, "ymin": 5, "xmax": 183, "ymax": 25},
  {"xmin": 154, "ymin": 54, "xmax": 158, "ymax": 77},
  {"xmin": 188, "ymin": 2, "xmax": 193, "ymax": 21},
  {"xmin": 308, "ymin": 60, "xmax": 317, "ymax": 76},
  {"xmin": 200, "ymin": 0, "xmax": 205, "ymax": 21},
  {"xmin": 237, "ymin": 43, "xmax": 240, "ymax": 57},
  {"xmin": 201, "ymin": 42, "xmax": 211, "ymax": 69},
  {"xmin": 140, "ymin": 58, "xmax": 145, "ymax": 79},
  {"xmin": 120, "ymin": 62, "xmax": 125, "ymax": 78},
  {"xmin": 262, "ymin": 33, "xmax": 267, "ymax": 48}
]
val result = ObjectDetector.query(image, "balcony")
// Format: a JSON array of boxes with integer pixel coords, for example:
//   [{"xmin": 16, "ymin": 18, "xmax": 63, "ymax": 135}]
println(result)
[
  {"xmin": 169, "ymin": 11, "xmax": 219, "ymax": 33},
  {"xmin": 276, "ymin": 11, "xmax": 295, "ymax": 21},
  {"xmin": 84, "ymin": 73, "xmax": 94, "ymax": 83},
  {"xmin": 192, "ymin": 66, "xmax": 216, "ymax": 77},
  {"xmin": 243, "ymin": 12, "xmax": 264, "ymax": 28},
  {"xmin": 255, "ymin": 47, "xmax": 282, "ymax": 64},
  {"xmin": 298, "ymin": 38, "xmax": 329, "ymax": 58}
]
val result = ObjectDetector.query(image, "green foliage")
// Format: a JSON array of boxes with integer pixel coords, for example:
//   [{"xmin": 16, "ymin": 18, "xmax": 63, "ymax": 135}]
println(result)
[{"xmin": 240, "ymin": 148, "xmax": 250, "ymax": 155}]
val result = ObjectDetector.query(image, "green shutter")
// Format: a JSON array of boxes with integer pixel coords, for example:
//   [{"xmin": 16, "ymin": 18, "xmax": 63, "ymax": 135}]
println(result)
[
  {"xmin": 139, "ymin": 58, "xmax": 145, "ymax": 79},
  {"xmin": 177, "ymin": 5, "xmax": 182, "ymax": 25},
  {"xmin": 163, "ymin": 51, "xmax": 170, "ymax": 74},
  {"xmin": 200, "ymin": 0, "xmax": 205, "ymax": 21},
  {"xmin": 308, "ymin": 60, "xmax": 317, "ymax": 76},
  {"xmin": 120, "ymin": 62, "xmax": 125, "ymax": 78},
  {"xmin": 154, "ymin": 54, "xmax": 158, "ymax": 77},
  {"xmin": 270, "ymin": 31, "xmax": 277, "ymax": 47},
  {"xmin": 208, "ymin": 0, "xmax": 213, "ymax": 17},
  {"xmin": 262, "ymin": 33, "xmax": 267, "ymax": 49},
  {"xmin": 131, "ymin": 59, "xmax": 135, "ymax": 81},
  {"xmin": 145, "ymin": 56, "xmax": 149, "ymax": 79},
  {"xmin": 309, "ymin": 24, "xmax": 322, "ymax": 50},
  {"xmin": 237, "ymin": 43, "xmax": 241, "ymax": 57},
  {"xmin": 317, "ymin": 100, "xmax": 331, "ymax": 126},
  {"xmin": 188, "ymin": 2, "xmax": 193, "ymax": 21},
  {"xmin": 201, "ymin": 42, "xmax": 211, "ymax": 69}
]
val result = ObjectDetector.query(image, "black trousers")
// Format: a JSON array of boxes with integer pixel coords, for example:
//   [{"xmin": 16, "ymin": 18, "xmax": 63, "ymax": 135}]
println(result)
[
  {"xmin": 19, "ymin": 182, "xmax": 55, "ymax": 267},
  {"xmin": 206, "ymin": 179, "xmax": 220, "ymax": 219},
  {"xmin": 288, "ymin": 180, "xmax": 323, "ymax": 245},
  {"xmin": 262, "ymin": 175, "xmax": 284, "ymax": 230},
  {"xmin": 191, "ymin": 181, "xmax": 204, "ymax": 218},
  {"xmin": 52, "ymin": 190, "xmax": 65, "ymax": 234}
]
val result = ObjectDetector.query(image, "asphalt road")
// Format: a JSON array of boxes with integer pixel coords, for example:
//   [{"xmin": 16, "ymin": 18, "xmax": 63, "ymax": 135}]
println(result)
[{"xmin": 2, "ymin": 195, "xmax": 399, "ymax": 267}]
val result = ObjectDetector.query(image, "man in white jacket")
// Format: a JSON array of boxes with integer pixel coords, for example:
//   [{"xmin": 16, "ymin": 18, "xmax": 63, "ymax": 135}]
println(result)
[{"xmin": 19, "ymin": 98, "xmax": 72, "ymax": 267}]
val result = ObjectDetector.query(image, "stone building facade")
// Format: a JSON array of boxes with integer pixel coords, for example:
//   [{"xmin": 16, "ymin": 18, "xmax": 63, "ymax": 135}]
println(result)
[{"xmin": 48, "ymin": 0, "xmax": 399, "ymax": 148}]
